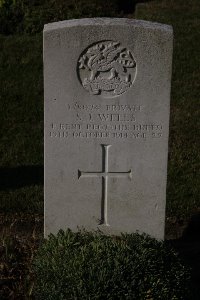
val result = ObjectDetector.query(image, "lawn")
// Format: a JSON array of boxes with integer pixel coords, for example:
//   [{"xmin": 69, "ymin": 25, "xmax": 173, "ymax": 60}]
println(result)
[
  {"xmin": 136, "ymin": 0, "xmax": 200, "ymax": 224},
  {"xmin": 0, "ymin": 0, "xmax": 199, "ymax": 298},
  {"xmin": 0, "ymin": 33, "xmax": 43, "ymax": 213}
]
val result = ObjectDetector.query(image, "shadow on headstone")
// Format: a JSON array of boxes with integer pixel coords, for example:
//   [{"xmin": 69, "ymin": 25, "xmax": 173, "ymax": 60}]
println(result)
[{"xmin": 0, "ymin": 165, "xmax": 43, "ymax": 190}]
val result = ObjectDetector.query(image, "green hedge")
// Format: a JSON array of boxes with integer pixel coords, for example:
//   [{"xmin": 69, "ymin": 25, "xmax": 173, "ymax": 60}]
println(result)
[
  {"xmin": 34, "ymin": 230, "xmax": 192, "ymax": 299},
  {"xmin": 0, "ymin": 0, "xmax": 136, "ymax": 35}
]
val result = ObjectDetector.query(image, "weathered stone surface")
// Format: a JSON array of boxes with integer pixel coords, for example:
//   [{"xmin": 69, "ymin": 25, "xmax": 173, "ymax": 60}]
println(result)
[{"xmin": 44, "ymin": 18, "xmax": 173, "ymax": 239}]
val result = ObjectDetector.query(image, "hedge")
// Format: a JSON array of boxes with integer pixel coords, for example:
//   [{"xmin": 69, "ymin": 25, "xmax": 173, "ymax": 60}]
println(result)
[
  {"xmin": 34, "ymin": 229, "xmax": 192, "ymax": 299},
  {"xmin": 0, "ymin": 0, "xmax": 137, "ymax": 35}
]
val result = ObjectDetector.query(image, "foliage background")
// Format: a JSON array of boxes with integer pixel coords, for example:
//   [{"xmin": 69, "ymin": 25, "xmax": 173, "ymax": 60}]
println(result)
[{"xmin": 0, "ymin": 0, "xmax": 199, "ymax": 298}]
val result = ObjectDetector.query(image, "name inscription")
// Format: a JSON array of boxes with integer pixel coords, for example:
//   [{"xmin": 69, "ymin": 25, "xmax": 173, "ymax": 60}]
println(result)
[{"xmin": 49, "ymin": 102, "xmax": 163, "ymax": 140}]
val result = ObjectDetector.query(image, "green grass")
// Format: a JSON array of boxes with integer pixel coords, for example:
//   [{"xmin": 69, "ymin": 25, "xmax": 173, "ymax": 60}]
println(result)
[
  {"xmin": 0, "ymin": 33, "xmax": 43, "ymax": 212},
  {"xmin": 34, "ymin": 229, "xmax": 192, "ymax": 300},
  {"xmin": 0, "ymin": 1, "xmax": 199, "ymax": 298},
  {"xmin": 0, "ymin": 1, "xmax": 137, "ymax": 214},
  {"xmin": 136, "ymin": 0, "xmax": 200, "ymax": 219},
  {"xmin": 0, "ymin": 33, "xmax": 43, "ymax": 166},
  {"xmin": 0, "ymin": 0, "xmax": 136, "ymax": 34},
  {"xmin": 0, "ymin": 0, "xmax": 199, "ymax": 220},
  {"xmin": 0, "ymin": 213, "xmax": 43, "ymax": 298}
]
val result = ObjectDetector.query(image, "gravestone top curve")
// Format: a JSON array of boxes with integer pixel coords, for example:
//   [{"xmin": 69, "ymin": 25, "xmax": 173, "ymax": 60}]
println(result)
[{"xmin": 44, "ymin": 18, "xmax": 173, "ymax": 33}]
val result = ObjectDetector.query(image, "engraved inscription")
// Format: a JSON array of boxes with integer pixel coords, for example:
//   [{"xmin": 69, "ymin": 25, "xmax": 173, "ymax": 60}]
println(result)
[
  {"xmin": 78, "ymin": 41, "xmax": 136, "ymax": 97},
  {"xmin": 78, "ymin": 145, "xmax": 132, "ymax": 226},
  {"xmin": 49, "ymin": 103, "xmax": 164, "ymax": 141},
  {"xmin": 67, "ymin": 102, "xmax": 143, "ymax": 111},
  {"xmin": 50, "ymin": 122, "xmax": 163, "ymax": 140}
]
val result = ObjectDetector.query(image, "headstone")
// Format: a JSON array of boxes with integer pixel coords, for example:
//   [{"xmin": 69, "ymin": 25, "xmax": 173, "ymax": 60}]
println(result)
[{"xmin": 44, "ymin": 18, "xmax": 173, "ymax": 239}]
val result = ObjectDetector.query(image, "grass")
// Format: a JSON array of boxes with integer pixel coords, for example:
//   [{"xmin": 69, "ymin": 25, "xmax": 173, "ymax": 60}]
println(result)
[
  {"xmin": 0, "ymin": 0, "xmax": 199, "ymax": 298},
  {"xmin": 136, "ymin": 0, "xmax": 200, "ymax": 219},
  {"xmin": 0, "ymin": 33, "xmax": 43, "ymax": 166},
  {"xmin": 0, "ymin": 213, "xmax": 43, "ymax": 298},
  {"xmin": 0, "ymin": 0, "xmax": 199, "ymax": 218},
  {"xmin": 0, "ymin": 33, "xmax": 43, "ymax": 212},
  {"xmin": 0, "ymin": 0, "xmax": 137, "ymax": 34},
  {"xmin": 0, "ymin": 0, "xmax": 137, "ymax": 213}
]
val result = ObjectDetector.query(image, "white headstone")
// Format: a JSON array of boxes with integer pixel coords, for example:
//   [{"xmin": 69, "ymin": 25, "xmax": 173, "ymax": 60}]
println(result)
[{"xmin": 44, "ymin": 18, "xmax": 173, "ymax": 239}]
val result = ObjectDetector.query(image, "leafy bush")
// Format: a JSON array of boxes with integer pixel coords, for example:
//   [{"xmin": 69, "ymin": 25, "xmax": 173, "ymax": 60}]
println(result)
[
  {"xmin": 0, "ymin": 0, "xmax": 25, "ymax": 34},
  {"xmin": 0, "ymin": 0, "xmax": 137, "ymax": 34},
  {"xmin": 34, "ymin": 229, "xmax": 192, "ymax": 299}
]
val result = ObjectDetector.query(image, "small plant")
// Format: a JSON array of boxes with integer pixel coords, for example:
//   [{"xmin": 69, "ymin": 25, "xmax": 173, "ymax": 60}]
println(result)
[{"xmin": 34, "ymin": 229, "xmax": 192, "ymax": 299}]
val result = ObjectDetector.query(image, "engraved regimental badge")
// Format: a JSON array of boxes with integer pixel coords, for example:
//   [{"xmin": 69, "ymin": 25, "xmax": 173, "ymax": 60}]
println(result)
[{"xmin": 77, "ymin": 41, "xmax": 137, "ymax": 98}]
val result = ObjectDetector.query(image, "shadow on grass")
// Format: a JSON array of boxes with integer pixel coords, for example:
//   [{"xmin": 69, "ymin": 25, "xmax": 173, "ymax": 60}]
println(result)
[
  {"xmin": 0, "ymin": 165, "xmax": 43, "ymax": 190},
  {"xmin": 118, "ymin": 0, "xmax": 153, "ymax": 14},
  {"xmin": 168, "ymin": 212, "xmax": 200, "ymax": 299}
]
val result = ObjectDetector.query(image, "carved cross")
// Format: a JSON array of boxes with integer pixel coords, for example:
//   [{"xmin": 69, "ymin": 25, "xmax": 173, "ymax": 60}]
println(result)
[{"xmin": 78, "ymin": 144, "xmax": 132, "ymax": 226}]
